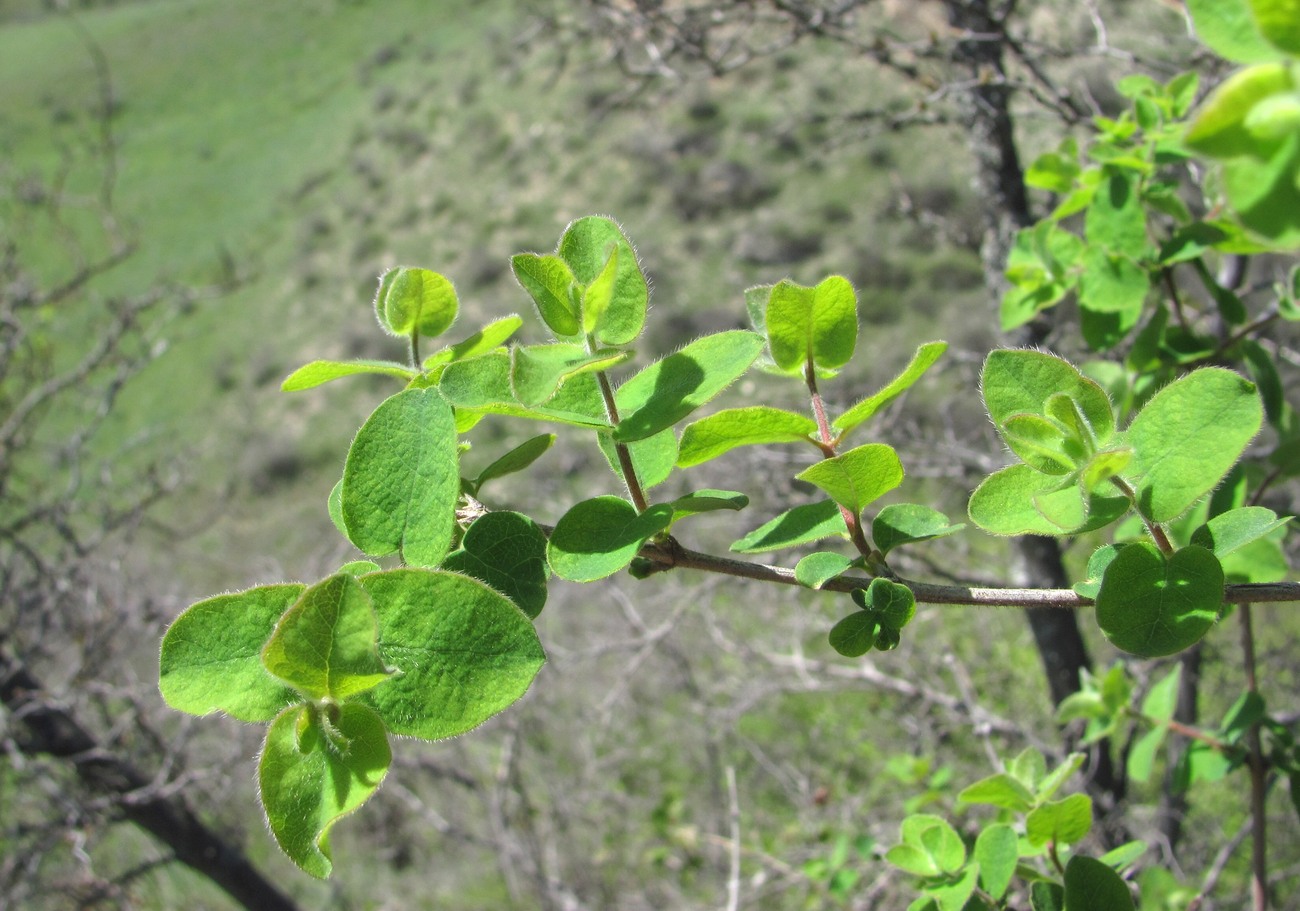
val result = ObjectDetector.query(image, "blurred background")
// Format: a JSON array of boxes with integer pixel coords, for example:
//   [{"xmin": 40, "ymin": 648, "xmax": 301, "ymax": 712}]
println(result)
[{"xmin": 2, "ymin": 1, "xmax": 1293, "ymax": 908}]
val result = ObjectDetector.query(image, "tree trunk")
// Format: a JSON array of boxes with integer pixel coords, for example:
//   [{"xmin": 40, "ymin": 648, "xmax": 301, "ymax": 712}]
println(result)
[
  {"xmin": 0, "ymin": 641, "xmax": 301, "ymax": 911},
  {"xmin": 943, "ymin": 0, "xmax": 1123, "ymax": 807}
]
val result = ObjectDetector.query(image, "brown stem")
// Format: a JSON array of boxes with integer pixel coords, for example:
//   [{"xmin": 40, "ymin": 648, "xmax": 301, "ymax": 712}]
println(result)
[
  {"xmin": 595, "ymin": 369, "xmax": 649, "ymax": 513},
  {"xmin": 631, "ymin": 536, "xmax": 1300, "ymax": 607},
  {"xmin": 804, "ymin": 361, "xmax": 874, "ymax": 559},
  {"xmin": 1110, "ymin": 476, "xmax": 1174, "ymax": 555}
]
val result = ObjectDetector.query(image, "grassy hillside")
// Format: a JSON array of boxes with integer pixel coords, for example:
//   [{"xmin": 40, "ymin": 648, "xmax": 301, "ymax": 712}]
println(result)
[
  {"xmin": 0, "ymin": 2, "xmax": 1031, "ymax": 908},
  {"xmin": 3, "ymin": 0, "xmax": 988, "ymax": 590}
]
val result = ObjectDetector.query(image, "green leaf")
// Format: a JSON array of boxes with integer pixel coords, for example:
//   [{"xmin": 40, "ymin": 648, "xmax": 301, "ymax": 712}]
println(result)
[
  {"xmin": 982, "ymin": 350, "xmax": 1115, "ymax": 444},
  {"xmin": 1127, "ymin": 725, "xmax": 1167, "ymax": 785},
  {"xmin": 612, "ymin": 330, "xmax": 765, "ymax": 442},
  {"xmin": 374, "ymin": 267, "xmax": 458, "ymax": 339},
  {"xmin": 511, "ymin": 253, "xmax": 580, "ymax": 337},
  {"xmin": 1250, "ymin": 0, "xmax": 1300, "ymax": 54},
  {"xmin": 903, "ymin": 814, "xmax": 966, "ymax": 874},
  {"xmin": 829, "ymin": 611, "xmax": 880, "ymax": 657},
  {"xmin": 1025, "ymin": 794, "xmax": 1093, "ymax": 847},
  {"xmin": 440, "ymin": 350, "xmax": 610, "ymax": 429},
  {"xmin": 731, "ymin": 499, "xmax": 847, "ymax": 553},
  {"xmin": 336, "ymin": 560, "xmax": 381, "ymax": 576},
  {"xmin": 1095, "ymin": 542, "xmax": 1224, "ymax": 658},
  {"xmin": 1085, "ymin": 170, "xmax": 1148, "ymax": 251},
  {"xmin": 884, "ymin": 842, "xmax": 939, "ymax": 878},
  {"xmin": 159, "ymin": 585, "xmax": 302, "ymax": 722},
  {"xmin": 1188, "ymin": 0, "xmax": 1286, "ymax": 62},
  {"xmin": 261, "ymin": 574, "xmax": 392, "ymax": 702},
  {"xmin": 833, "ymin": 342, "xmax": 947, "ymax": 435},
  {"xmin": 441, "ymin": 511, "xmax": 549, "ymax": 619},
  {"xmin": 1036, "ymin": 752, "xmax": 1087, "ymax": 802},
  {"xmin": 258, "ymin": 702, "xmax": 391, "ymax": 879},
  {"xmin": 281, "ymin": 359, "xmax": 416, "ymax": 392},
  {"xmin": 1186, "ymin": 64, "xmax": 1294, "ymax": 158},
  {"xmin": 581, "ymin": 244, "xmax": 620, "ymax": 336},
  {"xmin": 1219, "ymin": 690, "xmax": 1267, "ymax": 743},
  {"xmin": 765, "ymin": 276, "xmax": 859, "ymax": 373},
  {"xmin": 1098, "ymin": 840, "xmax": 1148, "ymax": 872},
  {"xmin": 677, "ymin": 407, "xmax": 817, "ymax": 467},
  {"xmin": 548, "ymin": 497, "xmax": 675, "ymax": 581},
  {"xmin": 1190, "ymin": 506, "xmax": 1290, "ymax": 557},
  {"xmin": 341, "ymin": 387, "xmax": 460, "ymax": 567},
  {"xmin": 423, "ymin": 315, "xmax": 523, "ymax": 371},
  {"xmin": 1239, "ymin": 339, "xmax": 1284, "ymax": 425},
  {"xmin": 669, "ymin": 489, "xmax": 750, "ymax": 521},
  {"xmin": 558, "ymin": 216, "xmax": 649, "ymax": 345},
  {"xmin": 852, "ymin": 577, "xmax": 916, "ymax": 629},
  {"xmin": 1030, "ymin": 882, "xmax": 1065, "ymax": 911},
  {"xmin": 359, "ymin": 569, "xmax": 545, "ymax": 739},
  {"xmin": 929, "ymin": 863, "xmax": 980, "ymax": 911},
  {"xmin": 511, "ymin": 343, "xmax": 631, "ymax": 407},
  {"xmin": 1142, "ymin": 664, "xmax": 1183, "ymax": 721},
  {"xmin": 872, "ymin": 504, "xmax": 964, "ymax": 556},
  {"xmin": 1078, "ymin": 245, "xmax": 1150, "ymax": 318},
  {"xmin": 1001, "ymin": 413, "xmax": 1078, "ymax": 475},
  {"xmin": 795, "ymin": 444, "xmax": 903, "ymax": 516},
  {"xmin": 327, "ymin": 478, "xmax": 346, "ymax": 539},
  {"xmin": 968, "ymin": 464, "xmax": 1128, "ymax": 536},
  {"xmin": 469, "ymin": 434, "xmax": 556, "ymax": 493},
  {"xmin": 1224, "ymin": 132, "xmax": 1300, "ymax": 245},
  {"xmin": 1125, "ymin": 368, "xmax": 1262, "ymax": 523},
  {"xmin": 1063, "ymin": 854, "xmax": 1136, "ymax": 911},
  {"xmin": 958, "ymin": 773, "xmax": 1035, "ymax": 813},
  {"xmin": 1158, "ymin": 223, "xmax": 1232, "ymax": 265},
  {"xmin": 598, "ymin": 426, "xmax": 679, "ymax": 489},
  {"xmin": 1009, "ymin": 747, "xmax": 1048, "ymax": 790},
  {"xmin": 974, "ymin": 825, "xmax": 1018, "ymax": 901},
  {"xmin": 795, "ymin": 552, "xmax": 856, "ymax": 589}
]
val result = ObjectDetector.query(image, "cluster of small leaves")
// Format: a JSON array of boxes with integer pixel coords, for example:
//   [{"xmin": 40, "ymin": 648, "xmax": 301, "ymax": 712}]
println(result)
[
  {"xmin": 887, "ymin": 749, "xmax": 1146, "ymax": 911},
  {"xmin": 969, "ymin": 347, "xmax": 1277, "ymax": 657},
  {"xmin": 1059, "ymin": 663, "xmax": 1300, "ymax": 815}
]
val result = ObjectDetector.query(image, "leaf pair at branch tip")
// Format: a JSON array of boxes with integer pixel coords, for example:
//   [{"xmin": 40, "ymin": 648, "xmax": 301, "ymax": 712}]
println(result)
[
  {"xmin": 512, "ymin": 216, "xmax": 648, "ymax": 345},
  {"xmin": 374, "ymin": 266, "xmax": 459, "ymax": 340}
]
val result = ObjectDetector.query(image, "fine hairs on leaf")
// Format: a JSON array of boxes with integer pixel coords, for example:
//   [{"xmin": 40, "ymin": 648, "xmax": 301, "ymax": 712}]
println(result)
[{"xmin": 158, "ymin": 47, "xmax": 1300, "ymax": 893}]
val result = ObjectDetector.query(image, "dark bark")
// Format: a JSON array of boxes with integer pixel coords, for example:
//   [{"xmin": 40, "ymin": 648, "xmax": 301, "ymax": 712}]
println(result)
[
  {"xmin": 0, "ymin": 640, "xmax": 301, "ymax": 911},
  {"xmin": 943, "ymin": 0, "xmax": 1124, "ymax": 807}
]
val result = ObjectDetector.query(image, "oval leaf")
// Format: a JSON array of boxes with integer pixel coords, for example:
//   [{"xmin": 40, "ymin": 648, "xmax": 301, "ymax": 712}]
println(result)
[
  {"xmin": 281, "ymin": 359, "xmax": 416, "ymax": 392},
  {"xmin": 341, "ymin": 387, "xmax": 460, "ymax": 566},
  {"xmin": 613, "ymin": 330, "xmax": 765, "ymax": 442},
  {"xmin": 872, "ymin": 503, "xmax": 964, "ymax": 556},
  {"xmin": 765, "ymin": 276, "xmax": 858, "ymax": 373},
  {"xmin": 548, "ymin": 496, "xmax": 675, "ymax": 582},
  {"xmin": 359, "ymin": 569, "xmax": 545, "ymax": 739},
  {"xmin": 833, "ymin": 341, "xmax": 947, "ymax": 436},
  {"xmin": 1095, "ymin": 542, "xmax": 1224, "ymax": 658},
  {"xmin": 159, "ymin": 584, "xmax": 302, "ymax": 721},
  {"xmin": 731, "ymin": 499, "xmax": 847, "ymax": 554},
  {"xmin": 677, "ymin": 406, "xmax": 818, "ymax": 468},
  {"xmin": 511, "ymin": 253, "xmax": 579, "ymax": 337},
  {"xmin": 375, "ymin": 267, "xmax": 458, "ymax": 339},
  {"xmin": 558, "ymin": 216, "xmax": 648, "ymax": 344},
  {"xmin": 1026, "ymin": 793, "xmax": 1093, "ymax": 847},
  {"xmin": 261, "ymin": 574, "xmax": 392, "ymax": 701},
  {"xmin": 1126, "ymin": 368, "xmax": 1262, "ymax": 523},
  {"xmin": 441, "ymin": 511, "xmax": 549, "ymax": 619},
  {"xmin": 1063, "ymin": 854, "xmax": 1136, "ymax": 911},
  {"xmin": 259, "ymin": 703, "xmax": 391, "ymax": 879},
  {"xmin": 795, "ymin": 444, "xmax": 903, "ymax": 517}
]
